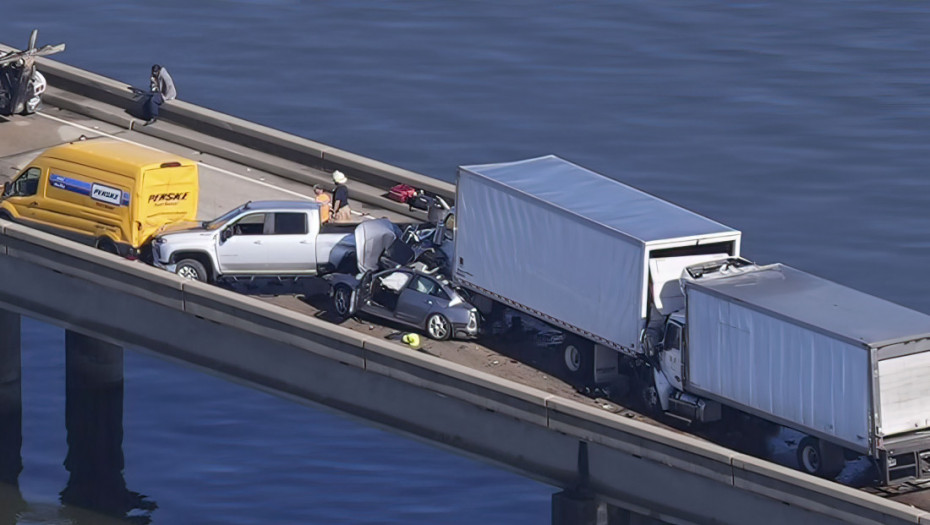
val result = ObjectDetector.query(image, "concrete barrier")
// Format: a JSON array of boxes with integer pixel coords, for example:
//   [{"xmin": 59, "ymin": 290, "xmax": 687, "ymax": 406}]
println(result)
[
  {"xmin": 179, "ymin": 279, "xmax": 368, "ymax": 368},
  {"xmin": 362, "ymin": 337, "xmax": 552, "ymax": 426},
  {"xmin": 0, "ymin": 220, "xmax": 184, "ymax": 310}
]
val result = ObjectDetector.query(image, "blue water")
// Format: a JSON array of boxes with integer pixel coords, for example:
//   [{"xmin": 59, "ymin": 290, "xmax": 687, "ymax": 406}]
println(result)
[
  {"xmin": 15, "ymin": 318, "xmax": 544, "ymax": 524},
  {"xmin": 4, "ymin": 1, "xmax": 930, "ymax": 522}
]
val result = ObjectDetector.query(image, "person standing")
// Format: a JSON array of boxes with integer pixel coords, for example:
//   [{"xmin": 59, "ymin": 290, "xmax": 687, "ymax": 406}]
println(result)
[
  {"xmin": 143, "ymin": 64, "xmax": 177, "ymax": 125},
  {"xmin": 331, "ymin": 170, "xmax": 352, "ymax": 222},
  {"xmin": 313, "ymin": 184, "xmax": 332, "ymax": 223}
]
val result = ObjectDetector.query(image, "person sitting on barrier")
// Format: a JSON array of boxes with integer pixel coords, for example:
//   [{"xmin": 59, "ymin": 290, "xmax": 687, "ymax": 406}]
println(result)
[
  {"xmin": 331, "ymin": 171, "xmax": 352, "ymax": 222},
  {"xmin": 143, "ymin": 64, "xmax": 177, "ymax": 126}
]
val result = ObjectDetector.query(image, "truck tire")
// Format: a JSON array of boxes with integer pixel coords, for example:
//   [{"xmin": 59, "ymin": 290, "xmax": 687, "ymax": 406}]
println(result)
[
  {"xmin": 560, "ymin": 337, "xmax": 593, "ymax": 386},
  {"xmin": 426, "ymin": 313, "xmax": 452, "ymax": 341},
  {"xmin": 175, "ymin": 259, "xmax": 209, "ymax": 283},
  {"xmin": 332, "ymin": 284, "xmax": 353, "ymax": 318},
  {"xmin": 797, "ymin": 437, "xmax": 845, "ymax": 479},
  {"xmin": 96, "ymin": 238, "xmax": 120, "ymax": 255}
]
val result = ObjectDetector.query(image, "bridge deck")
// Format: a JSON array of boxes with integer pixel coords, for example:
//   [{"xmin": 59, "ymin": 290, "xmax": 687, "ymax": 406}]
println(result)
[{"xmin": 0, "ymin": 101, "xmax": 643, "ymax": 419}]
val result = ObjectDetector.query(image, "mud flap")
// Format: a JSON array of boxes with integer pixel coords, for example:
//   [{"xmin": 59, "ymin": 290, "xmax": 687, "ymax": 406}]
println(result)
[
  {"xmin": 653, "ymin": 368, "xmax": 674, "ymax": 412},
  {"xmin": 593, "ymin": 344, "xmax": 619, "ymax": 385}
]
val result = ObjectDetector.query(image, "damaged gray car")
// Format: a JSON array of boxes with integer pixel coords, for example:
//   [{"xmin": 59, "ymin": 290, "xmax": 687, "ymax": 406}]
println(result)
[
  {"xmin": 328, "ymin": 266, "xmax": 478, "ymax": 340},
  {"xmin": 325, "ymin": 218, "xmax": 478, "ymax": 340}
]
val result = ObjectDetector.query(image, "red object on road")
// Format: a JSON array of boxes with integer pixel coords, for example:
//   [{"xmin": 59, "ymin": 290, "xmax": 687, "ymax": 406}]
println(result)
[{"xmin": 388, "ymin": 184, "xmax": 417, "ymax": 203}]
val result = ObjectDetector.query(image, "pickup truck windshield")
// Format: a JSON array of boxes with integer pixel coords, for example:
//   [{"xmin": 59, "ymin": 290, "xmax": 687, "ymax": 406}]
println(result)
[{"xmin": 203, "ymin": 205, "xmax": 246, "ymax": 230}]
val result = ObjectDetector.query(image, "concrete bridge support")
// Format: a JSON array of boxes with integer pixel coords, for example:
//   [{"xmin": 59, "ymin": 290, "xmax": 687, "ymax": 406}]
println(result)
[
  {"xmin": 552, "ymin": 491, "xmax": 671, "ymax": 525},
  {"xmin": 61, "ymin": 330, "xmax": 154, "ymax": 520},
  {"xmin": 552, "ymin": 441, "xmax": 670, "ymax": 525},
  {"xmin": 0, "ymin": 309, "xmax": 24, "ymax": 524}
]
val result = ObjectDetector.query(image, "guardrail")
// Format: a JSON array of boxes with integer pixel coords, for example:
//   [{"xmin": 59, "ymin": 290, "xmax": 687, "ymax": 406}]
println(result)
[{"xmin": 2, "ymin": 45, "xmax": 929, "ymax": 524}]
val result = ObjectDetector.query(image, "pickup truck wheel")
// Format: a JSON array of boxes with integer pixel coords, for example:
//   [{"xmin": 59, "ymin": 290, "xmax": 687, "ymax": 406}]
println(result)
[
  {"xmin": 797, "ymin": 437, "xmax": 845, "ymax": 479},
  {"xmin": 176, "ymin": 259, "xmax": 208, "ymax": 283},
  {"xmin": 426, "ymin": 313, "xmax": 452, "ymax": 341},
  {"xmin": 332, "ymin": 284, "xmax": 353, "ymax": 318}
]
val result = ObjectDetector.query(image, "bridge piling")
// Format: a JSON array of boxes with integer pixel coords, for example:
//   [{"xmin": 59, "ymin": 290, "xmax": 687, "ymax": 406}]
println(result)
[
  {"xmin": 61, "ymin": 330, "xmax": 144, "ymax": 517},
  {"xmin": 0, "ymin": 310, "xmax": 24, "ymax": 524},
  {"xmin": 0, "ymin": 309, "xmax": 22, "ymax": 486},
  {"xmin": 552, "ymin": 489, "xmax": 600, "ymax": 525}
]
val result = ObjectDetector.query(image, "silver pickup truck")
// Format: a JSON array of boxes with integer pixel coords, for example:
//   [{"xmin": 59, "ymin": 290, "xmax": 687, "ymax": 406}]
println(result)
[{"xmin": 151, "ymin": 200, "xmax": 356, "ymax": 283}]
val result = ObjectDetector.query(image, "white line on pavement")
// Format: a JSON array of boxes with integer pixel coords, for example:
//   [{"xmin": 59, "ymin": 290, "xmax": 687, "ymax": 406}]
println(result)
[{"xmin": 35, "ymin": 111, "xmax": 319, "ymax": 202}]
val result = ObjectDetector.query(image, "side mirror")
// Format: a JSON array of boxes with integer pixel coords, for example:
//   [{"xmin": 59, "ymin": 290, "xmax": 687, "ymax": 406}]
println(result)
[
  {"xmin": 2, "ymin": 181, "xmax": 10, "ymax": 196},
  {"xmin": 221, "ymin": 227, "xmax": 233, "ymax": 241}
]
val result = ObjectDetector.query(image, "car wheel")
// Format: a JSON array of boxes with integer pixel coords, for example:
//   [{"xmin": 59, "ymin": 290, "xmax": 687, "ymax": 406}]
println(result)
[
  {"xmin": 426, "ymin": 313, "xmax": 452, "ymax": 341},
  {"xmin": 176, "ymin": 259, "xmax": 208, "ymax": 283},
  {"xmin": 332, "ymin": 284, "xmax": 353, "ymax": 318}
]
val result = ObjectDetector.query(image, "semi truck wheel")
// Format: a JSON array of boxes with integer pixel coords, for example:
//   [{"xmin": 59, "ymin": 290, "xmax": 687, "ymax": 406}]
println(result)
[
  {"xmin": 560, "ymin": 337, "xmax": 593, "ymax": 386},
  {"xmin": 175, "ymin": 259, "xmax": 208, "ymax": 283},
  {"xmin": 797, "ymin": 437, "xmax": 845, "ymax": 479}
]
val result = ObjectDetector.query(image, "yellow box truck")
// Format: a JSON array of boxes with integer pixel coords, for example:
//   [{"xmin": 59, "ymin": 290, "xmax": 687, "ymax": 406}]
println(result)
[{"xmin": 0, "ymin": 138, "xmax": 199, "ymax": 258}]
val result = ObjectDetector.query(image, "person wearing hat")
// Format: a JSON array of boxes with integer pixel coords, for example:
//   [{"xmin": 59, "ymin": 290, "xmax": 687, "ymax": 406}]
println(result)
[
  {"xmin": 331, "ymin": 170, "xmax": 352, "ymax": 222},
  {"xmin": 312, "ymin": 184, "xmax": 332, "ymax": 223}
]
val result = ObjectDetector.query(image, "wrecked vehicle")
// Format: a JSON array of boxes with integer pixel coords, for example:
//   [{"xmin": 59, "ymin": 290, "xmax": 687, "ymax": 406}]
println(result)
[
  {"xmin": 328, "ymin": 265, "xmax": 478, "ymax": 341},
  {"xmin": 328, "ymin": 218, "xmax": 478, "ymax": 340},
  {"xmin": 0, "ymin": 30, "xmax": 64, "ymax": 116}
]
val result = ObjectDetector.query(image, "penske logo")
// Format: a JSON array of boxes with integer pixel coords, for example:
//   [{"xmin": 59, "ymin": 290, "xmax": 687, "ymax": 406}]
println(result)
[
  {"xmin": 91, "ymin": 183, "xmax": 123, "ymax": 206},
  {"xmin": 148, "ymin": 192, "xmax": 189, "ymax": 203}
]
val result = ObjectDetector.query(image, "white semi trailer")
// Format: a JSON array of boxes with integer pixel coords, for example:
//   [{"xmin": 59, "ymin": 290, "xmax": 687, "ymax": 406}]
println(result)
[
  {"xmin": 444, "ymin": 155, "xmax": 930, "ymax": 483},
  {"xmin": 670, "ymin": 261, "xmax": 930, "ymax": 482},
  {"xmin": 451, "ymin": 155, "xmax": 740, "ymax": 386}
]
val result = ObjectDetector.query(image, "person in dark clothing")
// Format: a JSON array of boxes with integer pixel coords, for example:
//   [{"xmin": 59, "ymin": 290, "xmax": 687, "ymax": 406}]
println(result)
[
  {"xmin": 143, "ymin": 64, "xmax": 177, "ymax": 125},
  {"xmin": 331, "ymin": 170, "xmax": 352, "ymax": 222}
]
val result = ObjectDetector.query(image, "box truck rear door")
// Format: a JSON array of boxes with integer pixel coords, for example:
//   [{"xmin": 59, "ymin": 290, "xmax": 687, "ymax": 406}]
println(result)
[
  {"xmin": 878, "ymin": 351, "xmax": 930, "ymax": 436},
  {"xmin": 649, "ymin": 254, "xmax": 728, "ymax": 315}
]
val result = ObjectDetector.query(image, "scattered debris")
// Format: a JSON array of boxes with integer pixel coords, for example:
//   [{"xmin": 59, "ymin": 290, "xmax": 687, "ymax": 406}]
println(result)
[{"xmin": 402, "ymin": 333, "xmax": 421, "ymax": 349}]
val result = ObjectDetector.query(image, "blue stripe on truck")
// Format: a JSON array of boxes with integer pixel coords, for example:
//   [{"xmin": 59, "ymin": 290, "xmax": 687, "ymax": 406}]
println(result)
[{"xmin": 49, "ymin": 173, "xmax": 130, "ymax": 206}]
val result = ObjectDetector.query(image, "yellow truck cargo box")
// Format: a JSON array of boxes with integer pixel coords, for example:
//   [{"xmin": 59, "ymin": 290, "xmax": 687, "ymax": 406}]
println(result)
[{"xmin": 0, "ymin": 138, "xmax": 199, "ymax": 258}]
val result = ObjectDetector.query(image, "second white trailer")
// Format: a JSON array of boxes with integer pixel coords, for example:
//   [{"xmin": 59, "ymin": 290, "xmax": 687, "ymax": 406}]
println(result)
[{"xmin": 681, "ymin": 263, "xmax": 930, "ymax": 482}]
